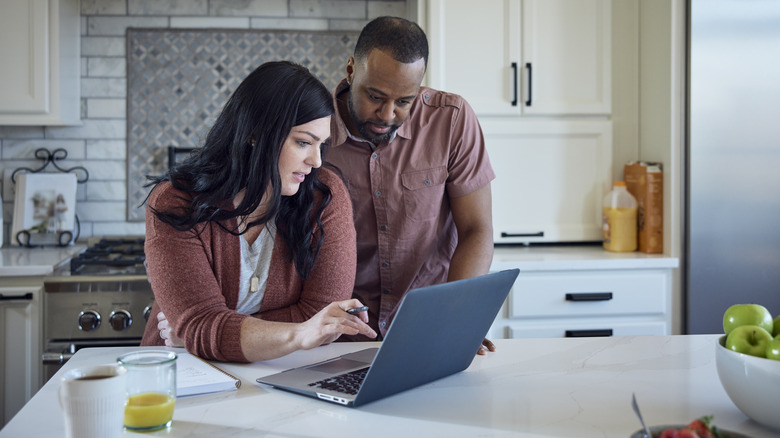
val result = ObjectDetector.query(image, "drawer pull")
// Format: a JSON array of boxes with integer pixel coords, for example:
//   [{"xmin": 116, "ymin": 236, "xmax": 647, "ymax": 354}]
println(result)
[
  {"xmin": 501, "ymin": 231, "xmax": 544, "ymax": 238},
  {"xmin": 565, "ymin": 329, "xmax": 613, "ymax": 338},
  {"xmin": 565, "ymin": 292, "xmax": 613, "ymax": 302},
  {"xmin": 0, "ymin": 292, "xmax": 33, "ymax": 301}
]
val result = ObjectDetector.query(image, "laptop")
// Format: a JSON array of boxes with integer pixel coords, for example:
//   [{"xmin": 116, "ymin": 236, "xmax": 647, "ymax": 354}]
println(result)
[{"xmin": 256, "ymin": 269, "xmax": 519, "ymax": 407}]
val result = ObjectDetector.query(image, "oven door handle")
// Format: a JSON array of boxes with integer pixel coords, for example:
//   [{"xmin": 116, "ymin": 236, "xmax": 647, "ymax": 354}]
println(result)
[
  {"xmin": 42, "ymin": 352, "xmax": 75, "ymax": 365},
  {"xmin": 0, "ymin": 292, "xmax": 33, "ymax": 301}
]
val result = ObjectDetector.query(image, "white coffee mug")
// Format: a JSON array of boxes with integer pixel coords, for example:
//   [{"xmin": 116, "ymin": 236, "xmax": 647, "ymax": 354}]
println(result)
[{"xmin": 58, "ymin": 364, "xmax": 128, "ymax": 438}]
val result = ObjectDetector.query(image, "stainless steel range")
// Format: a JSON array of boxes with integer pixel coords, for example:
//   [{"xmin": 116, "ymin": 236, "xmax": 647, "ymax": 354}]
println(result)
[{"xmin": 42, "ymin": 237, "xmax": 154, "ymax": 382}]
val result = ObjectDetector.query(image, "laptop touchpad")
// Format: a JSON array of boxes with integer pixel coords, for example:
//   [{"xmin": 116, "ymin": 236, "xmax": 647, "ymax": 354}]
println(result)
[{"xmin": 306, "ymin": 358, "xmax": 367, "ymax": 374}]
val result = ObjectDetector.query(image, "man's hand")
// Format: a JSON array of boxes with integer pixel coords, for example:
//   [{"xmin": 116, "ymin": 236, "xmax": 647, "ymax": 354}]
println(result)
[
  {"xmin": 477, "ymin": 337, "xmax": 496, "ymax": 355},
  {"xmin": 157, "ymin": 311, "xmax": 185, "ymax": 348}
]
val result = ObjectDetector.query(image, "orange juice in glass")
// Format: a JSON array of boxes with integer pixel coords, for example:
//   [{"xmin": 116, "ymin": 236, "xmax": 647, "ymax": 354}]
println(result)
[{"xmin": 118, "ymin": 350, "xmax": 177, "ymax": 431}]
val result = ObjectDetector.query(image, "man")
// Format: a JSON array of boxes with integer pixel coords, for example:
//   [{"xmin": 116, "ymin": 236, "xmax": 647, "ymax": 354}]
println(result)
[{"xmin": 327, "ymin": 17, "xmax": 496, "ymax": 353}]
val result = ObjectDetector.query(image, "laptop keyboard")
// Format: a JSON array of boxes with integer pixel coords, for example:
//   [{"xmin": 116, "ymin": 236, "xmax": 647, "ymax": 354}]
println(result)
[{"xmin": 309, "ymin": 367, "xmax": 369, "ymax": 395}]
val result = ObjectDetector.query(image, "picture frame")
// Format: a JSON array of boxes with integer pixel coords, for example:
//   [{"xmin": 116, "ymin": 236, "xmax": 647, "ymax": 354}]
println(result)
[{"xmin": 11, "ymin": 173, "xmax": 78, "ymax": 246}]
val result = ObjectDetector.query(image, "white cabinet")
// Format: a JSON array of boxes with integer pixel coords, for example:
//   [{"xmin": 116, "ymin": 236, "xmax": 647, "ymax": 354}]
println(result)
[
  {"xmin": 488, "ymin": 246, "xmax": 677, "ymax": 339},
  {"xmin": 483, "ymin": 120, "xmax": 612, "ymax": 244},
  {"xmin": 0, "ymin": 0, "xmax": 80, "ymax": 125},
  {"xmin": 427, "ymin": 0, "xmax": 611, "ymax": 116},
  {"xmin": 0, "ymin": 283, "xmax": 42, "ymax": 427}
]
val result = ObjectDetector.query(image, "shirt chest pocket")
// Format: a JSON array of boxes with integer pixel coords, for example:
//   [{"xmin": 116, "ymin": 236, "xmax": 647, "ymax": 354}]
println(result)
[{"xmin": 401, "ymin": 167, "xmax": 448, "ymax": 221}]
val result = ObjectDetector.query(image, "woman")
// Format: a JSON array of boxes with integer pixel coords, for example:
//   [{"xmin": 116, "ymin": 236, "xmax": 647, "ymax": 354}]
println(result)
[{"xmin": 141, "ymin": 61, "xmax": 375, "ymax": 362}]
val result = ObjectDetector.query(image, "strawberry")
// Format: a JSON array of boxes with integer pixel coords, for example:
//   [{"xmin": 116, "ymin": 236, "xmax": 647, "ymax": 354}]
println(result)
[
  {"xmin": 677, "ymin": 429, "xmax": 700, "ymax": 438},
  {"xmin": 658, "ymin": 429, "xmax": 679, "ymax": 438},
  {"xmin": 686, "ymin": 416, "xmax": 715, "ymax": 438}
]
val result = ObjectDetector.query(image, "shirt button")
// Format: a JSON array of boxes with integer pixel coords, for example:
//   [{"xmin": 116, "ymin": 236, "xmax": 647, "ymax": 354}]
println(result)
[
  {"xmin": 424, "ymin": 179, "xmax": 431, "ymax": 185},
  {"xmin": 380, "ymin": 321, "xmax": 386, "ymax": 328},
  {"xmin": 380, "ymin": 225, "xmax": 387, "ymax": 231},
  {"xmin": 382, "ymin": 289, "xmax": 390, "ymax": 294},
  {"xmin": 372, "ymin": 153, "xmax": 378, "ymax": 159},
  {"xmin": 381, "ymin": 262, "xmax": 389, "ymax": 268},
  {"xmin": 375, "ymin": 190, "xmax": 381, "ymax": 197}
]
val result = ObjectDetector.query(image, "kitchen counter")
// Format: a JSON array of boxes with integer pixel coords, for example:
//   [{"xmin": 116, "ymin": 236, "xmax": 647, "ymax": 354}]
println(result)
[
  {"xmin": 491, "ymin": 244, "xmax": 679, "ymax": 271},
  {"xmin": 0, "ymin": 245, "xmax": 84, "ymax": 276},
  {"xmin": 1, "ymin": 335, "xmax": 776, "ymax": 437}
]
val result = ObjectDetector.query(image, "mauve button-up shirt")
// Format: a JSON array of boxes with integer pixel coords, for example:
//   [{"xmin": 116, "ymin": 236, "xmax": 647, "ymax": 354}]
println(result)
[{"xmin": 327, "ymin": 80, "xmax": 495, "ymax": 339}]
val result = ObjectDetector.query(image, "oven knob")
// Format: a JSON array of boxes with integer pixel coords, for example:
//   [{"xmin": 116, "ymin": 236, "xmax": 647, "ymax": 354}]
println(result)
[
  {"xmin": 78, "ymin": 310, "xmax": 101, "ymax": 331},
  {"xmin": 109, "ymin": 310, "xmax": 133, "ymax": 331},
  {"xmin": 143, "ymin": 305, "xmax": 153, "ymax": 322}
]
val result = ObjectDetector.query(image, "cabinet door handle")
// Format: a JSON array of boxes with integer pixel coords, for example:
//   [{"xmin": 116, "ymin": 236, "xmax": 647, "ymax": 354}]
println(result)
[
  {"xmin": 525, "ymin": 62, "xmax": 532, "ymax": 106},
  {"xmin": 0, "ymin": 292, "xmax": 33, "ymax": 301},
  {"xmin": 565, "ymin": 329, "xmax": 613, "ymax": 338},
  {"xmin": 501, "ymin": 231, "xmax": 544, "ymax": 238},
  {"xmin": 565, "ymin": 292, "xmax": 613, "ymax": 302},
  {"xmin": 511, "ymin": 62, "xmax": 518, "ymax": 106}
]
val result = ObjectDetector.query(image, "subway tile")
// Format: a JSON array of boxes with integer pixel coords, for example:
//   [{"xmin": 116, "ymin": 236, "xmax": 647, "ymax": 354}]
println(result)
[
  {"xmin": 367, "ymin": 1, "xmax": 406, "ymax": 18},
  {"xmin": 92, "ymin": 221, "xmax": 146, "ymax": 236},
  {"xmin": 87, "ymin": 57, "xmax": 126, "ymax": 77},
  {"xmin": 210, "ymin": 0, "xmax": 287, "ymax": 17},
  {"xmin": 76, "ymin": 201, "xmax": 126, "ymax": 221},
  {"xmin": 170, "ymin": 17, "xmax": 250, "ymax": 28},
  {"xmin": 79, "ymin": 160, "xmax": 126, "ymax": 180},
  {"xmin": 45, "ymin": 120, "xmax": 127, "ymax": 140},
  {"xmin": 81, "ymin": 78, "xmax": 127, "ymax": 98},
  {"xmin": 82, "ymin": 37, "xmax": 127, "ymax": 57},
  {"xmin": 249, "ymin": 17, "xmax": 329, "ymax": 31},
  {"xmin": 128, "ymin": 0, "xmax": 207, "ymax": 16},
  {"xmin": 0, "ymin": 126, "xmax": 45, "ymax": 140},
  {"xmin": 328, "ymin": 19, "xmax": 370, "ymax": 31},
  {"xmin": 291, "ymin": 0, "xmax": 366, "ymax": 19},
  {"xmin": 86, "ymin": 181, "xmax": 126, "ymax": 201},
  {"xmin": 2, "ymin": 139, "xmax": 87, "ymax": 160},
  {"xmin": 87, "ymin": 16, "xmax": 169, "ymax": 36},
  {"xmin": 82, "ymin": 0, "xmax": 127, "ymax": 15},
  {"xmin": 86, "ymin": 140, "xmax": 127, "ymax": 159},
  {"xmin": 87, "ymin": 99, "xmax": 127, "ymax": 119}
]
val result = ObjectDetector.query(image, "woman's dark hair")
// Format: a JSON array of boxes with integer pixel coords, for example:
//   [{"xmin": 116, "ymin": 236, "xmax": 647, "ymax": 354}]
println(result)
[
  {"xmin": 354, "ymin": 16, "xmax": 429, "ymax": 70},
  {"xmin": 145, "ymin": 61, "xmax": 335, "ymax": 279}
]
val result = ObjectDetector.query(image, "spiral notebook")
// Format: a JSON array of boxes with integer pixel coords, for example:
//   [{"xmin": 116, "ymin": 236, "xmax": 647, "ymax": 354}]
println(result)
[{"xmin": 176, "ymin": 352, "xmax": 241, "ymax": 397}]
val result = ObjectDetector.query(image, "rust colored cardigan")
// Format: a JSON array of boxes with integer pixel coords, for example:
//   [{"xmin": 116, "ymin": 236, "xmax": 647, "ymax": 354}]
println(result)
[{"xmin": 140, "ymin": 168, "xmax": 357, "ymax": 362}]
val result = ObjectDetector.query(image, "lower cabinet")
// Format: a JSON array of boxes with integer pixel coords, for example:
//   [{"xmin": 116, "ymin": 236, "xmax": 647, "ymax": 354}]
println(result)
[
  {"xmin": 0, "ymin": 283, "xmax": 42, "ymax": 427},
  {"xmin": 489, "ymin": 262, "xmax": 674, "ymax": 339}
]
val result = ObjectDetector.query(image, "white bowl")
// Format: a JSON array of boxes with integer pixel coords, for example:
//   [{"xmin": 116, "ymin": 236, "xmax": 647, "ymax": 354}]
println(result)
[{"xmin": 715, "ymin": 335, "xmax": 780, "ymax": 430}]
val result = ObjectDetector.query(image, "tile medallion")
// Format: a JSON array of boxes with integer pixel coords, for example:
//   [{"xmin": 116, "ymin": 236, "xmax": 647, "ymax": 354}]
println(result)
[{"xmin": 127, "ymin": 28, "xmax": 358, "ymax": 221}]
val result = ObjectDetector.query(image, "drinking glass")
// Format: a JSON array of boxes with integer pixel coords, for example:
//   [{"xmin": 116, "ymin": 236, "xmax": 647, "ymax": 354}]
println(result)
[{"xmin": 117, "ymin": 350, "xmax": 177, "ymax": 431}]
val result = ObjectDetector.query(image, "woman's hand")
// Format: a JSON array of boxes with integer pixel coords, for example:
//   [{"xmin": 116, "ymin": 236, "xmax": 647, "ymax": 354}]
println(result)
[
  {"xmin": 295, "ymin": 299, "xmax": 377, "ymax": 350},
  {"xmin": 157, "ymin": 311, "xmax": 185, "ymax": 348}
]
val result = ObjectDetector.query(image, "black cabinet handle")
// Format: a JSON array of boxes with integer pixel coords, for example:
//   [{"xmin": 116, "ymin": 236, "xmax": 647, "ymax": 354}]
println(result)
[
  {"xmin": 565, "ymin": 329, "xmax": 613, "ymax": 338},
  {"xmin": 525, "ymin": 62, "xmax": 532, "ymax": 106},
  {"xmin": 0, "ymin": 292, "xmax": 33, "ymax": 301},
  {"xmin": 501, "ymin": 231, "xmax": 544, "ymax": 238},
  {"xmin": 565, "ymin": 292, "xmax": 613, "ymax": 302},
  {"xmin": 511, "ymin": 62, "xmax": 518, "ymax": 106}
]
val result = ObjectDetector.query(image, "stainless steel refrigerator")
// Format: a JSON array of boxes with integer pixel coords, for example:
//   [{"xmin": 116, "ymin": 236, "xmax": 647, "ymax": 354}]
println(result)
[{"xmin": 686, "ymin": 0, "xmax": 780, "ymax": 333}]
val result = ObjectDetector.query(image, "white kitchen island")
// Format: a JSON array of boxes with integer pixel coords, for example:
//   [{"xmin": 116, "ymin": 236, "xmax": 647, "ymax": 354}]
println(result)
[{"xmin": 1, "ymin": 335, "xmax": 776, "ymax": 437}]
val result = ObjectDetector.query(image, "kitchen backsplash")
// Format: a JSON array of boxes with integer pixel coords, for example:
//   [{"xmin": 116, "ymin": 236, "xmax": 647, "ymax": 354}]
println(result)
[{"xmin": 0, "ymin": 0, "xmax": 407, "ymax": 242}]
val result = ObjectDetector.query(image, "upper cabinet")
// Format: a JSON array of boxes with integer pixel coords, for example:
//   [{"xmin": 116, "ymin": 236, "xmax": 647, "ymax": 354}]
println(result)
[
  {"xmin": 0, "ymin": 0, "xmax": 80, "ymax": 126},
  {"xmin": 426, "ymin": 0, "xmax": 611, "ymax": 116}
]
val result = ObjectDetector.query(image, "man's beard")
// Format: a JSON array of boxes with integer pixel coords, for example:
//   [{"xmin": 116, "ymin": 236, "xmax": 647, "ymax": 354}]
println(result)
[{"xmin": 348, "ymin": 93, "xmax": 399, "ymax": 145}]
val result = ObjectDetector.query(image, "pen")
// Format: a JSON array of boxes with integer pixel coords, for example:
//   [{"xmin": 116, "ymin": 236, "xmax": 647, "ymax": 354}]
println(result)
[{"xmin": 346, "ymin": 305, "xmax": 369, "ymax": 315}]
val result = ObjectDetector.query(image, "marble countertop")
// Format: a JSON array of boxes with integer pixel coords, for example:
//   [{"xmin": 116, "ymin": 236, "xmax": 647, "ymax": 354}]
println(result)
[
  {"xmin": 491, "ymin": 244, "xmax": 679, "ymax": 271},
  {"xmin": 2, "ymin": 335, "xmax": 776, "ymax": 437},
  {"xmin": 0, "ymin": 245, "xmax": 85, "ymax": 277}
]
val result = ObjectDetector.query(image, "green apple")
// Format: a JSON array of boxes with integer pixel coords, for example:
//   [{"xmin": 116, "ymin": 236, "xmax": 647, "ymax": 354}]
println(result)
[
  {"xmin": 722, "ymin": 304, "xmax": 773, "ymax": 335},
  {"xmin": 767, "ymin": 335, "xmax": 780, "ymax": 361},
  {"xmin": 773, "ymin": 315, "xmax": 780, "ymax": 337},
  {"xmin": 726, "ymin": 325, "xmax": 773, "ymax": 357}
]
